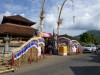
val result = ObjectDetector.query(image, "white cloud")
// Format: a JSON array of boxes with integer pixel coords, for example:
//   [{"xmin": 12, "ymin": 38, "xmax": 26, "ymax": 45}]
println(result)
[
  {"xmin": 1, "ymin": 0, "xmax": 99, "ymax": 36},
  {"xmin": 4, "ymin": 4, "xmax": 28, "ymax": 11},
  {"xmin": 0, "ymin": 11, "xmax": 26, "ymax": 24},
  {"xmin": 3, "ymin": 11, "xmax": 12, "ymax": 16},
  {"xmin": 20, "ymin": 13, "xmax": 25, "ymax": 17},
  {"xmin": 60, "ymin": 29, "xmax": 87, "ymax": 36},
  {"xmin": 43, "ymin": 0, "xmax": 100, "ymax": 36},
  {"xmin": 15, "ymin": 0, "xmax": 100, "ymax": 36},
  {"xmin": 14, "ymin": 13, "xmax": 25, "ymax": 17},
  {"xmin": 0, "ymin": 11, "xmax": 12, "ymax": 23},
  {"xmin": 45, "ymin": 13, "xmax": 57, "ymax": 28}
]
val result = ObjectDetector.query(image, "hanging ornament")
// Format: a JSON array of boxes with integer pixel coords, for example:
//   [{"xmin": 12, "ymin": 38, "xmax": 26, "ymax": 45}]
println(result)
[
  {"xmin": 71, "ymin": 0, "xmax": 75, "ymax": 23},
  {"xmin": 73, "ymin": 16, "xmax": 75, "ymax": 23}
]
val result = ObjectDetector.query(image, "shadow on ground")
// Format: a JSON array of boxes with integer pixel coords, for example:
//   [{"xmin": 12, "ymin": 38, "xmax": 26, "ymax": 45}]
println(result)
[
  {"xmin": 89, "ymin": 52, "xmax": 100, "ymax": 63},
  {"xmin": 70, "ymin": 66, "xmax": 100, "ymax": 75}
]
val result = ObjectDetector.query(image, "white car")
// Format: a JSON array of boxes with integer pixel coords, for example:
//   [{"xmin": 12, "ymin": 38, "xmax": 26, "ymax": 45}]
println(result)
[{"xmin": 83, "ymin": 44, "xmax": 97, "ymax": 53}]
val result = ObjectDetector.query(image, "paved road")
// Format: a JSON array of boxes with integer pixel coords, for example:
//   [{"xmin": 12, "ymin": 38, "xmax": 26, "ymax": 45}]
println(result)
[{"xmin": 2, "ymin": 53, "xmax": 100, "ymax": 75}]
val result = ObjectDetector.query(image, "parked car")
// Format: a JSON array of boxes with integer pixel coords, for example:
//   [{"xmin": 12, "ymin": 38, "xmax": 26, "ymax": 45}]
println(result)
[
  {"xmin": 83, "ymin": 44, "xmax": 97, "ymax": 53},
  {"xmin": 96, "ymin": 45, "xmax": 100, "ymax": 51}
]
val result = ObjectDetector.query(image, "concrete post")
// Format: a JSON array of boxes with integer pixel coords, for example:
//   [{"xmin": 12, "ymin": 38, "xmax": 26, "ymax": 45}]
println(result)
[{"xmin": 4, "ymin": 34, "xmax": 9, "ymax": 54}]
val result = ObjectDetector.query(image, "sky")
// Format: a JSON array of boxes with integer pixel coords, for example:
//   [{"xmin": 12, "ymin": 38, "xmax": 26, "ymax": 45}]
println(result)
[{"xmin": 0, "ymin": 0, "xmax": 100, "ymax": 36}]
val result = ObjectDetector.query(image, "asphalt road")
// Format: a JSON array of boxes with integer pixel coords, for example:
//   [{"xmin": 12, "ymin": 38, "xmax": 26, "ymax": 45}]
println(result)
[{"xmin": 2, "ymin": 53, "xmax": 100, "ymax": 75}]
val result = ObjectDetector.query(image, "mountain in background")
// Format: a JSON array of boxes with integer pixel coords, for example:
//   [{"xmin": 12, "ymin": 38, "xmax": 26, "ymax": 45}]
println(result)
[
  {"xmin": 87, "ymin": 30, "xmax": 100, "ymax": 39},
  {"xmin": 74, "ymin": 30, "xmax": 100, "ymax": 41}
]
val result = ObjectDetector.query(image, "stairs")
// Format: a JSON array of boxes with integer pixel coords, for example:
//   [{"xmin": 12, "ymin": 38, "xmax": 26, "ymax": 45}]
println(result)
[
  {"xmin": 0, "ymin": 37, "xmax": 45, "ymax": 73},
  {"xmin": 0, "ymin": 57, "xmax": 14, "ymax": 74}
]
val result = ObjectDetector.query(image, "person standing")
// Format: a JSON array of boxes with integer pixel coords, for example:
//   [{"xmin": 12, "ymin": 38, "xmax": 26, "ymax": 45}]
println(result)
[
  {"xmin": 48, "ymin": 45, "xmax": 53, "ymax": 55},
  {"xmin": 72, "ymin": 45, "xmax": 77, "ymax": 53}
]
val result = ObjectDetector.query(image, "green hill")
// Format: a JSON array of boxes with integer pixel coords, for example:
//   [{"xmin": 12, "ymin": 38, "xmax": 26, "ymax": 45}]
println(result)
[
  {"xmin": 74, "ymin": 30, "xmax": 100, "ymax": 44},
  {"xmin": 87, "ymin": 30, "xmax": 100, "ymax": 39}
]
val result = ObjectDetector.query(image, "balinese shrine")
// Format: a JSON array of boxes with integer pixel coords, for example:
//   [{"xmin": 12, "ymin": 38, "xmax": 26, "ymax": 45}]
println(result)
[{"xmin": 0, "ymin": 15, "xmax": 37, "ymax": 53}]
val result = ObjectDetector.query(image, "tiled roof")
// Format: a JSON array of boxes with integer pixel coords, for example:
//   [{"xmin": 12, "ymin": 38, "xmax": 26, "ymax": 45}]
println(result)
[
  {"xmin": 58, "ymin": 34, "xmax": 77, "ymax": 40},
  {"xmin": 1, "ymin": 15, "xmax": 36, "ymax": 26},
  {"xmin": 0, "ymin": 23, "xmax": 37, "ymax": 37}
]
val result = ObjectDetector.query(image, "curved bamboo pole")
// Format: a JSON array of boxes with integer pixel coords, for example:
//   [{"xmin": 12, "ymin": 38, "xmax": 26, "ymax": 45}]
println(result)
[
  {"xmin": 57, "ymin": 0, "xmax": 75, "ymax": 34},
  {"xmin": 57, "ymin": 0, "xmax": 67, "ymax": 35},
  {"xmin": 57, "ymin": 0, "xmax": 75, "ymax": 54}
]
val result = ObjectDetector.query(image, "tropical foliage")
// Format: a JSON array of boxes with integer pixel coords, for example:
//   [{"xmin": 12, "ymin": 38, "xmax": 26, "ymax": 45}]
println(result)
[{"xmin": 74, "ymin": 30, "xmax": 100, "ymax": 45}]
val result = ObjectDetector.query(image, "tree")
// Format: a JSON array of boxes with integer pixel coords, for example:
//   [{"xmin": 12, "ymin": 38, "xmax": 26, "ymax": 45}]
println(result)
[
  {"xmin": 80, "ymin": 32, "xmax": 92, "ymax": 43},
  {"xmin": 90, "ymin": 34, "xmax": 99, "ymax": 45}
]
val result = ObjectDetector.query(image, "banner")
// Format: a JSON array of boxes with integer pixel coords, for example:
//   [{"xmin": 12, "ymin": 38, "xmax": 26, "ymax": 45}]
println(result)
[{"xmin": 40, "ymin": 32, "xmax": 53, "ymax": 37}]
